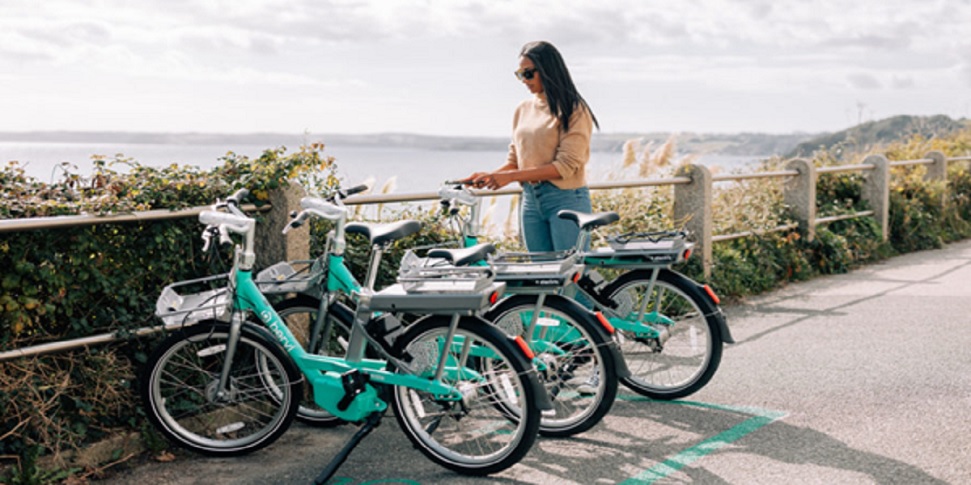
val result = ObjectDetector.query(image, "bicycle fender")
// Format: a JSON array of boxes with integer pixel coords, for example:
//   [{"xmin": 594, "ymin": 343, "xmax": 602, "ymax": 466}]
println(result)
[
  {"xmin": 668, "ymin": 270, "xmax": 736, "ymax": 344},
  {"xmin": 709, "ymin": 307, "xmax": 734, "ymax": 344},
  {"xmin": 518, "ymin": 355, "xmax": 555, "ymax": 412},
  {"xmin": 554, "ymin": 296, "xmax": 632, "ymax": 379}
]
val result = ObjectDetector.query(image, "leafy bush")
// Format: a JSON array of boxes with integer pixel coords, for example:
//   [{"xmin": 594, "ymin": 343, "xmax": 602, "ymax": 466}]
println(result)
[{"xmin": 0, "ymin": 143, "xmax": 337, "ymax": 480}]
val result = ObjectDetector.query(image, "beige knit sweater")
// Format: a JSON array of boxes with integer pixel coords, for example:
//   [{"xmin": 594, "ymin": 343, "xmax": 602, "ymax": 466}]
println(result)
[{"xmin": 505, "ymin": 93, "xmax": 593, "ymax": 190}]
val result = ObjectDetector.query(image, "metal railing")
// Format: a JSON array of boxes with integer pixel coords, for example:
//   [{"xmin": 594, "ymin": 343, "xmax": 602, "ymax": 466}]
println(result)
[
  {"xmin": 0, "ymin": 204, "xmax": 270, "ymax": 233},
  {"xmin": 1, "ymin": 151, "xmax": 968, "ymax": 361}
]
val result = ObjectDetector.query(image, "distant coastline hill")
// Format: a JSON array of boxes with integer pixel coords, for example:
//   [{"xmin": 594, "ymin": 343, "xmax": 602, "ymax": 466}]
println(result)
[
  {"xmin": 2, "ymin": 115, "xmax": 966, "ymax": 160},
  {"xmin": 786, "ymin": 114, "xmax": 969, "ymax": 159},
  {"xmin": 0, "ymin": 130, "xmax": 817, "ymax": 157}
]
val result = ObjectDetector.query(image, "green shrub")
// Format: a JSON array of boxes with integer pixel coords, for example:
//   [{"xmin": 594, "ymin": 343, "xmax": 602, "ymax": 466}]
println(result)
[{"xmin": 1, "ymin": 143, "xmax": 337, "ymax": 479}]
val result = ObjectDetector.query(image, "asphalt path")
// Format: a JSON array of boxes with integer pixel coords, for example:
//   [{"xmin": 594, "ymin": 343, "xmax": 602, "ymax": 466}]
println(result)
[{"xmin": 98, "ymin": 239, "xmax": 971, "ymax": 484}]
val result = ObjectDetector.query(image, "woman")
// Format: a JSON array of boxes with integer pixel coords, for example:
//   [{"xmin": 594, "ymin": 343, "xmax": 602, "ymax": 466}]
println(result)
[{"xmin": 463, "ymin": 40, "xmax": 599, "ymax": 252}]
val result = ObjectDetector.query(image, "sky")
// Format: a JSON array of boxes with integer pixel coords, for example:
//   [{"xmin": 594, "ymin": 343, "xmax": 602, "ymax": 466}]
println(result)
[{"xmin": 2, "ymin": 0, "xmax": 970, "ymax": 138}]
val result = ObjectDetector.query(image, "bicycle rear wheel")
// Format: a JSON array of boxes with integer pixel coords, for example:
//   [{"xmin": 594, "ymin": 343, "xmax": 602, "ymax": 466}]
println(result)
[
  {"xmin": 274, "ymin": 295, "xmax": 354, "ymax": 426},
  {"xmin": 390, "ymin": 316, "xmax": 541, "ymax": 476},
  {"xmin": 141, "ymin": 321, "xmax": 301, "ymax": 456},
  {"xmin": 603, "ymin": 269, "xmax": 724, "ymax": 399},
  {"xmin": 485, "ymin": 294, "xmax": 618, "ymax": 437}
]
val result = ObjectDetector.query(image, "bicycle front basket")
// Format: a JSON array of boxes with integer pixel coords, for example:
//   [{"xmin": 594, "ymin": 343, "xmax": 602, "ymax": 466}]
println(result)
[{"xmin": 155, "ymin": 274, "xmax": 232, "ymax": 327}]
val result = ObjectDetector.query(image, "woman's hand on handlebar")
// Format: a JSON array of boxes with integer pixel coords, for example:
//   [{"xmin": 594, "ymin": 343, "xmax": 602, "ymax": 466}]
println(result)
[
  {"xmin": 457, "ymin": 172, "xmax": 488, "ymax": 188},
  {"xmin": 460, "ymin": 172, "xmax": 513, "ymax": 190}
]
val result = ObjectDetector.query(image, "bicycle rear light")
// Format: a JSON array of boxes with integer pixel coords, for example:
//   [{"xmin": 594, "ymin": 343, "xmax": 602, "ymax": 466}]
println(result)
[
  {"xmin": 572, "ymin": 272, "xmax": 581, "ymax": 283},
  {"xmin": 489, "ymin": 291, "xmax": 499, "ymax": 304},
  {"xmin": 595, "ymin": 312, "xmax": 616, "ymax": 334},
  {"xmin": 703, "ymin": 284, "xmax": 721, "ymax": 305},
  {"xmin": 514, "ymin": 336, "xmax": 535, "ymax": 359},
  {"xmin": 683, "ymin": 248, "xmax": 692, "ymax": 260}
]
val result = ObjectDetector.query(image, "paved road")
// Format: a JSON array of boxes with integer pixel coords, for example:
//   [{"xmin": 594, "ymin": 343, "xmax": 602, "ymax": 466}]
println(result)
[{"xmin": 99, "ymin": 240, "xmax": 971, "ymax": 484}]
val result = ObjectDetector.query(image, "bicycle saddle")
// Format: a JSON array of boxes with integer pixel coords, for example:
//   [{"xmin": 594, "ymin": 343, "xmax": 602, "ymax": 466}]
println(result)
[
  {"xmin": 427, "ymin": 242, "xmax": 496, "ymax": 266},
  {"xmin": 346, "ymin": 220, "xmax": 422, "ymax": 246},
  {"xmin": 557, "ymin": 210, "xmax": 620, "ymax": 231}
]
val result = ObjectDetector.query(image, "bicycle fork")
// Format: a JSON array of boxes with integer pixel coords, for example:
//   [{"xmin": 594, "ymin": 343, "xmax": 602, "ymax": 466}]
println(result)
[{"xmin": 213, "ymin": 314, "xmax": 246, "ymax": 401}]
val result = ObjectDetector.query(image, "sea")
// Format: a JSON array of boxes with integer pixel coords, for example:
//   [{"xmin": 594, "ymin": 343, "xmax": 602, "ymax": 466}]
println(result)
[
  {"xmin": 0, "ymin": 141, "xmax": 763, "ymax": 191},
  {"xmin": 1, "ymin": 140, "xmax": 764, "ymax": 232}
]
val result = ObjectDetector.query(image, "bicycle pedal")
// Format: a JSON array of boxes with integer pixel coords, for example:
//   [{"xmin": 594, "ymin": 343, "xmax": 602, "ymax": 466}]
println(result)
[{"xmin": 337, "ymin": 369, "xmax": 370, "ymax": 411}]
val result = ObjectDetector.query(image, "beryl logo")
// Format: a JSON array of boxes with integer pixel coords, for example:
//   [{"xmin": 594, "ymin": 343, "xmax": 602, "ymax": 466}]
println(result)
[{"xmin": 260, "ymin": 309, "xmax": 297, "ymax": 352}]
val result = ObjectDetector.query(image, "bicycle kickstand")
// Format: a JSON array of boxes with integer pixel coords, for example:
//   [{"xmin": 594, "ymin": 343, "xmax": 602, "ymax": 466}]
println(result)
[{"xmin": 313, "ymin": 411, "xmax": 383, "ymax": 485}]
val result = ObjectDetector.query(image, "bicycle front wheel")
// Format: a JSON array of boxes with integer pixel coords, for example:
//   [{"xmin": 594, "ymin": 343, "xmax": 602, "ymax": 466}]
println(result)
[
  {"xmin": 140, "ymin": 321, "xmax": 301, "ymax": 456},
  {"xmin": 390, "ymin": 315, "xmax": 541, "ymax": 476},
  {"xmin": 603, "ymin": 269, "xmax": 724, "ymax": 399},
  {"xmin": 485, "ymin": 294, "xmax": 618, "ymax": 437}
]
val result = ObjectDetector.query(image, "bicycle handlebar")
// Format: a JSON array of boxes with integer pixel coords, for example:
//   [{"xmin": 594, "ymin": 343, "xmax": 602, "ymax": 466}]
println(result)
[
  {"xmin": 199, "ymin": 210, "xmax": 253, "ymax": 233},
  {"xmin": 438, "ymin": 183, "xmax": 477, "ymax": 207},
  {"xmin": 282, "ymin": 196, "xmax": 349, "ymax": 234},
  {"xmin": 226, "ymin": 188, "xmax": 250, "ymax": 207}
]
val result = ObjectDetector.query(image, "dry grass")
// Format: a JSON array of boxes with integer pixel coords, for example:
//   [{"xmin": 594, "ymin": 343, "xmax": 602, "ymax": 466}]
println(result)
[{"xmin": 0, "ymin": 349, "xmax": 136, "ymax": 471}]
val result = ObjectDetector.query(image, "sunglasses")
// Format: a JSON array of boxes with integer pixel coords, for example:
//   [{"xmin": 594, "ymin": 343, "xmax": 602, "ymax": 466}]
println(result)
[{"xmin": 514, "ymin": 67, "xmax": 537, "ymax": 81}]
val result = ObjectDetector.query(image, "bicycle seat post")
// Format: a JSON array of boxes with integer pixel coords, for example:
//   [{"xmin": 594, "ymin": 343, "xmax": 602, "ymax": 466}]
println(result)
[{"xmin": 363, "ymin": 243, "xmax": 386, "ymax": 292}]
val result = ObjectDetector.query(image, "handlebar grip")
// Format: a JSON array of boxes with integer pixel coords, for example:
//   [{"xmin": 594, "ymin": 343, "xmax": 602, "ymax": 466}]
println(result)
[
  {"xmin": 343, "ymin": 184, "xmax": 369, "ymax": 197},
  {"xmin": 300, "ymin": 197, "xmax": 348, "ymax": 220},
  {"xmin": 199, "ymin": 210, "xmax": 252, "ymax": 228},
  {"xmin": 226, "ymin": 188, "xmax": 250, "ymax": 206}
]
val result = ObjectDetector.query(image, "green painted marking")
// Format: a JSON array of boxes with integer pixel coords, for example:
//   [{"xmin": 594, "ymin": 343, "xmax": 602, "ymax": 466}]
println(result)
[
  {"xmin": 618, "ymin": 394, "xmax": 786, "ymax": 485},
  {"xmin": 328, "ymin": 478, "xmax": 420, "ymax": 485},
  {"xmin": 360, "ymin": 480, "xmax": 421, "ymax": 485}
]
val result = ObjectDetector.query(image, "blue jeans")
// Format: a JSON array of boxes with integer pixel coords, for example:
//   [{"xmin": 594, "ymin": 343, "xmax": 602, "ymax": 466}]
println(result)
[{"xmin": 520, "ymin": 182, "xmax": 592, "ymax": 252}]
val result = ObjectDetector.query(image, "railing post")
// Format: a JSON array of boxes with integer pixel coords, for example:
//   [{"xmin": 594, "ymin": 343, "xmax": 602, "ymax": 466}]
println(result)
[
  {"xmin": 674, "ymin": 163, "xmax": 712, "ymax": 278},
  {"xmin": 256, "ymin": 183, "xmax": 309, "ymax": 269},
  {"xmin": 783, "ymin": 158, "xmax": 817, "ymax": 242},
  {"xmin": 862, "ymin": 154, "xmax": 890, "ymax": 242},
  {"xmin": 924, "ymin": 150, "xmax": 948, "ymax": 207},
  {"xmin": 923, "ymin": 151, "xmax": 947, "ymax": 182}
]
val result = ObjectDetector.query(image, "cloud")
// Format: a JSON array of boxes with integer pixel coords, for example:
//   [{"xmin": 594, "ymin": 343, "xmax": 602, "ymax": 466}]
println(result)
[
  {"xmin": 820, "ymin": 33, "xmax": 912, "ymax": 51},
  {"xmin": 847, "ymin": 73, "xmax": 883, "ymax": 90},
  {"xmin": 890, "ymin": 75, "xmax": 915, "ymax": 89},
  {"xmin": 1, "ymin": 0, "xmax": 970, "ymax": 135}
]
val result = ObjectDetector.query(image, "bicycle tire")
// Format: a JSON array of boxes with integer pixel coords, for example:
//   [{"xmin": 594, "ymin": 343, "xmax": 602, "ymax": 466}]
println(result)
[
  {"xmin": 390, "ymin": 315, "xmax": 541, "ymax": 475},
  {"xmin": 484, "ymin": 294, "xmax": 618, "ymax": 437},
  {"xmin": 140, "ymin": 321, "xmax": 301, "ymax": 456},
  {"xmin": 602, "ymin": 269, "xmax": 724, "ymax": 399}
]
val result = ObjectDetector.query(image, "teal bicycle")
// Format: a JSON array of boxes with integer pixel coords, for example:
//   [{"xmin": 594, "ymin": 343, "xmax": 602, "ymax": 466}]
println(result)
[
  {"xmin": 265, "ymin": 190, "xmax": 626, "ymax": 437},
  {"xmin": 140, "ymin": 188, "xmax": 548, "ymax": 479},
  {"xmin": 439, "ymin": 182, "xmax": 734, "ymax": 400}
]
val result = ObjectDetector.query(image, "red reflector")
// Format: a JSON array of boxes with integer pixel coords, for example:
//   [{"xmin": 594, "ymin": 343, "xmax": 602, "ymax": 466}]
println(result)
[
  {"xmin": 683, "ymin": 248, "xmax": 692, "ymax": 260},
  {"xmin": 489, "ymin": 291, "xmax": 499, "ymax": 304},
  {"xmin": 595, "ymin": 312, "xmax": 615, "ymax": 334},
  {"xmin": 703, "ymin": 284, "xmax": 721, "ymax": 305},
  {"xmin": 514, "ymin": 336, "xmax": 535, "ymax": 359},
  {"xmin": 572, "ymin": 272, "xmax": 581, "ymax": 283}
]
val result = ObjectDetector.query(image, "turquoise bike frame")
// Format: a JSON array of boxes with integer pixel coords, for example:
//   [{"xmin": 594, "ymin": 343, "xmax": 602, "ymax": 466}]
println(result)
[{"xmin": 231, "ymin": 253, "xmax": 475, "ymax": 423}]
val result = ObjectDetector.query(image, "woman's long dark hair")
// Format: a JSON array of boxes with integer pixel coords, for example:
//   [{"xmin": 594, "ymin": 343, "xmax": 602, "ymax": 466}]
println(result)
[{"xmin": 521, "ymin": 41, "xmax": 599, "ymax": 132}]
